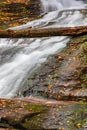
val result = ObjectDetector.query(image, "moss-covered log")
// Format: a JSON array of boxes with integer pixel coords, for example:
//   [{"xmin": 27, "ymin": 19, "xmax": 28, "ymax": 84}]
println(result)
[{"xmin": 0, "ymin": 26, "xmax": 87, "ymax": 38}]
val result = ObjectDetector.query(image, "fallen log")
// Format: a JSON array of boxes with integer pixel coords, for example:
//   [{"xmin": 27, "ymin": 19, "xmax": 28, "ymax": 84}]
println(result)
[
  {"xmin": 0, "ymin": 97, "xmax": 77, "ymax": 105},
  {"xmin": 17, "ymin": 97, "xmax": 77, "ymax": 105},
  {"xmin": 0, "ymin": 26, "xmax": 87, "ymax": 38}
]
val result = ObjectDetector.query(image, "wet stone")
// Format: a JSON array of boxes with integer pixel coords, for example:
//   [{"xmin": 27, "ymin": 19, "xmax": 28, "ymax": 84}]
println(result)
[{"xmin": 21, "ymin": 34, "xmax": 87, "ymax": 101}]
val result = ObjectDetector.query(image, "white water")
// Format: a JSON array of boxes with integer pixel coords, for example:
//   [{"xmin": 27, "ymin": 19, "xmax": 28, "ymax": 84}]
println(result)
[
  {"xmin": 9, "ymin": 0, "xmax": 87, "ymax": 30},
  {"xmin": 0, "ymin": 0, "xmax": 87, "ymax": 98},
  {"xmin": 40, "ymin": 0, "xmax": 85, "ymax": 12}
]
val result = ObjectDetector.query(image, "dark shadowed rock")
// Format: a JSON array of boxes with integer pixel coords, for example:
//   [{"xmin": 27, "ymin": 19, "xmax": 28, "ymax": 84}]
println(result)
[{"xmin": 0, "ymin": 0, "xmax": 41, "ymax": 29}]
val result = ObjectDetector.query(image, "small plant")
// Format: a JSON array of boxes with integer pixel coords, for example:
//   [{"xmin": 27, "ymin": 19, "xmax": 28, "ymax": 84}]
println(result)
[{"xmin": 20, "ymin": 7, "xmax": 27, "ymax": 13}]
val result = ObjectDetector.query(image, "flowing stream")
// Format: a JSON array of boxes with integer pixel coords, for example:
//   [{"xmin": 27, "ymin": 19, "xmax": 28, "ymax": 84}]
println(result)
[{"xmin": 0, "ymin": 0, "xmax": 87, "ymax": 98}]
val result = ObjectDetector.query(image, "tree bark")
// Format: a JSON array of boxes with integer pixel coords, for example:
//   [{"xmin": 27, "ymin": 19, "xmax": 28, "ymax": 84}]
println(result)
[{"xmin": 0, "ymin": 26, "xmax": 87, "ymax": 38}]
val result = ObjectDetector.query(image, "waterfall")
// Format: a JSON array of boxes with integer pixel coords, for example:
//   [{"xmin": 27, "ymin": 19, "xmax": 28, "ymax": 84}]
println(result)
[
  {"xmin": 40, "ymin": 0, "xmax": 84, "ymax": 12},
  {"xmin": 9, "ymin": 0, "xmax": 87, "ymax": 30},
  {"xmin": 0, "ymin": 0, "xmax": 87, "ymax": 98}
]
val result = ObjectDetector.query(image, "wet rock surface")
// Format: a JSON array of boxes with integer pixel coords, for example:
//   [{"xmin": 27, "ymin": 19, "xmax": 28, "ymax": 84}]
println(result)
[
  {"xmin": 0, "ymin": 98, "xmax": 48, "ymax": 130},
  {"xmin": 0, "ymin": 98, "xmax": 87, "ymax": 130},
  {"xmin": 22, "ymin": 34, "xmax": 87, "ymax": 101}
]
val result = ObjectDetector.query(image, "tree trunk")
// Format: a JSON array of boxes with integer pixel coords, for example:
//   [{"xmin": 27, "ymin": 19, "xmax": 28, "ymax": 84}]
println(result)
[{"xmin": 0, "ymin": 26, "xmax": 87, "ymax": 38}]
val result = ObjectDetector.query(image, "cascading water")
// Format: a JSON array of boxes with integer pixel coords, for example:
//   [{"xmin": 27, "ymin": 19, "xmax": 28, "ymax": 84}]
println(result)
[
  {"xmin": 0, "ymin": 0, "xmax": 87, "ymax": 98},
  {"xmin": 40, "ymin": 0, "xmax": 85, "ymax": 12}
]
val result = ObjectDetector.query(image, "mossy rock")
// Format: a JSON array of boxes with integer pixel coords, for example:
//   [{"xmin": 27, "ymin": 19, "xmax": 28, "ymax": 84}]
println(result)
[{"xmin": 82, "ymin": 42, "xmax": 87, "ymax": 53}]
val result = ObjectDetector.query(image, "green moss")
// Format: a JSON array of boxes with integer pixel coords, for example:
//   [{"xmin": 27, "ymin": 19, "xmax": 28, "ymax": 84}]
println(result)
[
  {"xmin": 82, "ymin": 41, "xmax": 87, "ymax": 53},
  {"xmin": 83, "ymin": 55, "xmax": 87, "ymax": 62},
  {"xmin": 22, "ymin": 113, "xmax": 44, "ymax": 129},
  {"xmin": 25, "ymin": 104, "xmax": 46, "ymax": 112},
  {"xmin": 67, "ymin": 104, "xmax": 87, "ymax": 130},
  {"xmin": 81, "ymin": 74, "xmax": 87, "ymax": 87},
  {"xmin": 20, "ymin": 104, "xmax": 48, "ymax": 129},
  {"xmin": 20, "ymin": 7, "xmax": 27, "ymax": 13}
]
